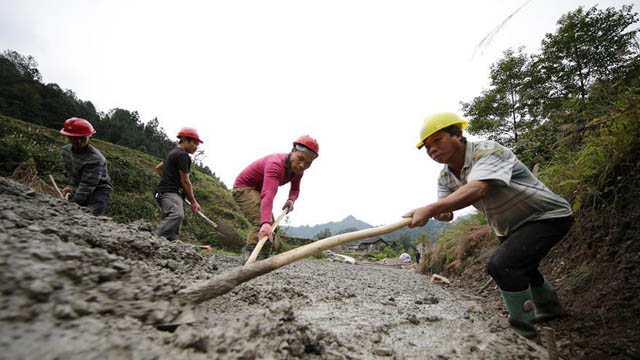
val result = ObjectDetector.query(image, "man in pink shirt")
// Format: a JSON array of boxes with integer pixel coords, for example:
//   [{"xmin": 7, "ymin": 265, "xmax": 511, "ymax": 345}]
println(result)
[{"xmin": 233, "ymin": 135, "xmax": 319, "ymax": 259}]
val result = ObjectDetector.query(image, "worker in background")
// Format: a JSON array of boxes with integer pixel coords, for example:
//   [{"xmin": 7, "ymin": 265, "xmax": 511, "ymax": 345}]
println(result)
[
  {"xmin": 153, "ymin": 127, "xmax": 203, "ymax": 241},
  {"xmin": 403, "ymin": 112, "xmax": 573, "ymax": 340},
  {"xmin": 60, "ymin": 117, "xmax": 113, "ymax": 216},
  {"xmin": 233, "ymin": 135, "xmax": 319, "ymax": 260}
]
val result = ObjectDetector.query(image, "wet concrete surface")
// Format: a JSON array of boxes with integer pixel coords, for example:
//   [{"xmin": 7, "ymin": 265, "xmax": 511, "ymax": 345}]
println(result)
[{"xmin": 0, "ymin": 177, "xmax": 547, "ymax": 359}]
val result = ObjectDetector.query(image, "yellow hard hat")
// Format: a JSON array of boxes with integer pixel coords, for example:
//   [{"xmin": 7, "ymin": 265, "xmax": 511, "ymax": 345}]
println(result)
[{"xmin": 416, "ymin": 112, "xmax": 468, "ymax": 149}]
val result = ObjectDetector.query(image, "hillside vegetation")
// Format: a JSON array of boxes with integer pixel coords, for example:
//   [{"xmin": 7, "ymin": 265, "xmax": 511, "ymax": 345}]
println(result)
[{"xmin": 0, "ymin": 115, "xmax": 250, "ymax": 248}]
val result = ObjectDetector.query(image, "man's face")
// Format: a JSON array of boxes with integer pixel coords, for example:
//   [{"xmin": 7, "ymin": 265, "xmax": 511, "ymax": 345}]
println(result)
[
  {"xmin": 290, "ymin": 150, "xmax": 315, "ymax": 175},
  {"xmin": 184, "ymin": 139, "xmax": 199, "ymax": 154},
  {"xmin": 423, "ymin": 130, "xmax": 461, "ymax": 164},
  {"xmin": 67, "ymin": 135, "xmax": 89, "ymax": 150}
]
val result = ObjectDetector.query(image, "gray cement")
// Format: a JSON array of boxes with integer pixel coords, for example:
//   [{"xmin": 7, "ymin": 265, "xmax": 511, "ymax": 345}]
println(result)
[{"xmin": 0, "ymin": 177, "xmax": 547, "ymax": 359}]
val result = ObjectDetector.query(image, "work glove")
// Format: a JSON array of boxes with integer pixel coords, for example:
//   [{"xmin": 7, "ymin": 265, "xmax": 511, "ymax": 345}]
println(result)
[
  {"xmin": 282, "ymin": 199, "xmax": 294, "ymax": 213},
  {"xmin": 259, "ymin": 223, "xmax": 273, "ymax": 243},
  {"xmin": 190, "ymin": 200, "xmax": 201, "ymax": 213}
]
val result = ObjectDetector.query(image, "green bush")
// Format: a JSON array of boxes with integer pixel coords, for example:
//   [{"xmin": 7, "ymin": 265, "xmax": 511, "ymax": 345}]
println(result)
[
  {"xmin": 539, "ymin": 92, "xmax": 640, "ymax": 213},
  {"xmin": 371, "ymin": 244, "xmax": 398, "ymax": 261}
]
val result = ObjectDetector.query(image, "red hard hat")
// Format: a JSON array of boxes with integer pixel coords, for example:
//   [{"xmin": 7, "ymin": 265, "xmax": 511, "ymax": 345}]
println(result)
[
  {"xmin": 177, "ymin": 127, "xmax": 204, "ymax": 144},
  {"xmin": 293, "ymin": 135, "xmax": 319, "ymax": 157},
  {"xmin": 60, "ymin": 117, "xmax": 96, "ymax": 137}
]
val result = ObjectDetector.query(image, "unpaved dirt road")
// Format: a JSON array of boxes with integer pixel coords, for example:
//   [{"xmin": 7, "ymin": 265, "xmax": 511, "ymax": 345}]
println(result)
[{"xmin": 0, "ymin": 178, "xmax": 547, "ymax": 359}]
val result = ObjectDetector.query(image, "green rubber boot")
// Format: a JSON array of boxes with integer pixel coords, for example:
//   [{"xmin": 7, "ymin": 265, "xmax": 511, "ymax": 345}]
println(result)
[
  {"xmin": 501, "ymin": 289, "xmax": 538, "ymax": 340},
  {"xmin": 531, "ymin": 280, "xmax": 567, "ymax": 323}
]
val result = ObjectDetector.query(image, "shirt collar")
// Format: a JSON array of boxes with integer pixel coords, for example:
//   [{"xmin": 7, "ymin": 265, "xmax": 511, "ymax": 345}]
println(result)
[
  {"xmin": 443, "ymin": 142, "xmax": 473, "ymax": 176},
  {"xmin": 462, "ymin": 142, "xmax": 473, "ymax": 169},
  {"xmin": 71, "ymin": 144, "xmax": 90, "ymax": 154}
]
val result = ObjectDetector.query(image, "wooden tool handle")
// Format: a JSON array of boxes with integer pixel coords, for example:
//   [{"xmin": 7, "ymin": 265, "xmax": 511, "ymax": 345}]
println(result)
[
  {"xmin": 270, "ymin": 217, "xmax": 411, "ymax": 268},
  {"xmin": 245, "ymin": 208, "xmax": 289, "ymax": 265},
  {"xmin": 184, "ymin": 199, "xmax": 218, "ymax": 228},
  {"xmin": 48, "ymin": 174, "xmax": 64, "ymax": 199},
  {"xmin": 178, "ymin": 217, "xmax": 412, "ymax": 304}
]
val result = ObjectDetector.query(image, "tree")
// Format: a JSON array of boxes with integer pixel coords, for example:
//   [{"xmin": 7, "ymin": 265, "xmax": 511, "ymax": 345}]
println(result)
[
  {"xmin": 315, "ymin": 228, "xmax": 332, "ymax": 240},
  {"xmin": 2, "ymin": 50, "xmax": 42, "ymax": 82},
  {"xmin": 0, "ymin": 49, "xmax": 184, "ymax": 161},
  {"xmin": 539, "ymin": 5, "xmax": 640, "ymax": 100},
  {"xmin": 393, "ymin": 232, "xmax": 413, "ymax": 251},
  {"xmin": 461, "ymin": 48, "xmax": 538, "ymax": 147}
]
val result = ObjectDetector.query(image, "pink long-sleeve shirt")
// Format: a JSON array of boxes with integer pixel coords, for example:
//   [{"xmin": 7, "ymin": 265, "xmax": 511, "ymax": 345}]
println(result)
[{"xmin": 233, "ymin": 153, "xmax": 303, "ymax": 224}]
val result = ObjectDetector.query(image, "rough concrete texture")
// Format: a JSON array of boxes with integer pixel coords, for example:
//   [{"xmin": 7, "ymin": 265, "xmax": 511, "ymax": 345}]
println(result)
[{"xmin": 0, "ymin": 177, "xmax": 548, "ymax": 359}]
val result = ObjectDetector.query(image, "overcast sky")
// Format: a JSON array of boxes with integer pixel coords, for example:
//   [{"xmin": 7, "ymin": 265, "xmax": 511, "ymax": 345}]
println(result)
[{"xmin": 1, "ymin": 0, "xmax": 637, "ymax": 227}]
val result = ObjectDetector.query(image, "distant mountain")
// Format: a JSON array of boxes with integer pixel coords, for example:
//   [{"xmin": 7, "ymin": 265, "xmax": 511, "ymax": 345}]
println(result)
[
  {"xmin": 283, "ymin": 215, "xmax": 449, "ymax": 244},
  {"xmin": 283, "ymin": 215, "xmax": 371, "ymax": 238}
]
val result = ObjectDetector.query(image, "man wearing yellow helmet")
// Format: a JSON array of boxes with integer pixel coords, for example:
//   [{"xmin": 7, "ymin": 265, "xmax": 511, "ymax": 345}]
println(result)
[{"xmin": 404, "ymin": 112, "xmax": 573, "ymax": 340}]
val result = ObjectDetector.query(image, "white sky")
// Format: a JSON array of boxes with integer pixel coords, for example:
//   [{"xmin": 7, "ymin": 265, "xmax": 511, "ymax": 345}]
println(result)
[{"xmin": 1, "ymin": 0, "xmax": 637, "ymax": 226}]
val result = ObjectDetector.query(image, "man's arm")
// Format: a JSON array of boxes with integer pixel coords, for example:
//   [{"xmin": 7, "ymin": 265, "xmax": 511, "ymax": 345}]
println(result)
[
  {"xmin": 284, "ymin": 176, "xmax": 301, "ymax": 212},
  {"xmin": 155, "ymin": 162, "xmax": 163, "ymax": 176},
  {"xmin": 71, "ymin": 164, "xmax": 103, "ymax": 205},
  {"xmin": 433, "ymin": 212, "xmax": 454, "ymax": 222},
  {"xmin": 179, "ymin": 169, "xmax": 200, "ymax": 212},
  {"xmin": 404, "ymin": 180, "xmax": 490, "ymax": 228}
]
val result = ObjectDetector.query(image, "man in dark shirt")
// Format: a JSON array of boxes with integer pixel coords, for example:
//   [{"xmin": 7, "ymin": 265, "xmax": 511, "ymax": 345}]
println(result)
[
  {"xmin": 153, "ymin": 127, "xmax": 203, "ymax": 241},
  {"xmin": 59, "ymin": 117, "xmax": 113, "ymax": 216}
]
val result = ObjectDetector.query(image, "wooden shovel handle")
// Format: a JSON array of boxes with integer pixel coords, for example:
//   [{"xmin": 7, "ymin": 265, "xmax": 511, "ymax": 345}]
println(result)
[
  {"xmin": 184, "ymin": 199, "xmax": 218, "ymax": 228},
  {"xmin": 245, "ymin": 208, "xmax": 289, "ymax": 265}
]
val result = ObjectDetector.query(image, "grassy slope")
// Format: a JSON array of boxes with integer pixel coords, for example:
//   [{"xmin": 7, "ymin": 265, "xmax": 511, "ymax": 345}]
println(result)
[{"xmin": 0, "ymin": 114, "xmax": 250, "ymax": 248}]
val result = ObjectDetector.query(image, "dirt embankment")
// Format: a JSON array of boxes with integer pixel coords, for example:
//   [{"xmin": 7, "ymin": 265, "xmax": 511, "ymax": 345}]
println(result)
[
  {"xmin": 0, "ymin": 177, "xmax": 551, "ymax": 359},
  {"xmin": 445, "ymin": 218, "xmax": 640, "ymax": 360}
]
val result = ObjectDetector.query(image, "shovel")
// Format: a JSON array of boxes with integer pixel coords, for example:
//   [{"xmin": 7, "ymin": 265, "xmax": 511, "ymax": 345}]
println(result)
[
  {"xmin": 184, "ymin": 199, "xmax": 243, "ymax": 246},
  {"xmin": 245, "ymin": 208, "xmax": 290, "ymax": 265},
  {"xmin": 175, "ymin": 217, "xmax": 411, "ymax": 304}
]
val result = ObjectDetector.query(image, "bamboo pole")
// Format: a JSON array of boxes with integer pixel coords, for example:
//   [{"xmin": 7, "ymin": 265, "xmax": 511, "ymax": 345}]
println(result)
[
  {"xmin": 177, "ymin": 218, "xmax": 412, "ymax": 304},
  {"xmin": 245, "ymin": 209, "xmax": 289, "ymax": 265}
]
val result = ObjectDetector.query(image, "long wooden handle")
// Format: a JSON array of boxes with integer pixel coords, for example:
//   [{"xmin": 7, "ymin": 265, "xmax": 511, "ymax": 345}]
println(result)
[
  {"xmin": 270, "ymin": 217, "xmax": 411, "ymax": 268},
  {"xmin": 245, "ymin": 209, "xmax": 289, "ymax": 265},
  {"xmin": 185, "ymin": 199, "xmax": 218, "ymax": 228},
  {"xmin": 177, "ymin": 217, "xmax": 412, "ymax": 304},
  {"xmin": 48, "ymin": 174, "xmax": 64, "ymax": 199}
]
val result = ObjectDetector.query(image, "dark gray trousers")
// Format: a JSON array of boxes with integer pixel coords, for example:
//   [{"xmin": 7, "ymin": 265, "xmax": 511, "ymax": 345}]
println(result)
[
  {"xmin": 153, "ymin": 192, "xmax": 185, "ymax": 241},
  {"xmin": 86, "ymin": 190, "xmax": 111, "ymax": 216}
]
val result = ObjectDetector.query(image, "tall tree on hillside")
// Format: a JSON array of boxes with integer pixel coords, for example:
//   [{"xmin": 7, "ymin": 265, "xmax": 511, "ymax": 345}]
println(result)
[
  {"xmin": 538, "ymin": 5, "xmax": 640, "ymax": 100},
  {"xmin": 1, "ymin": 50, "xmax": 42, "ymax": 82},
  {"xmin": 461, "ymin": 48, "xmax": 537, "ymax": 147}
]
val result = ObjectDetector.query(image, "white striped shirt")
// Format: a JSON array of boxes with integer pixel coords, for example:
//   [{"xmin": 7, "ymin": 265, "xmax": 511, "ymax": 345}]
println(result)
[{"xmin": 437, "ymin": 141, "xmax": 572, "ymax": 236}]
